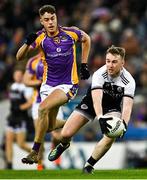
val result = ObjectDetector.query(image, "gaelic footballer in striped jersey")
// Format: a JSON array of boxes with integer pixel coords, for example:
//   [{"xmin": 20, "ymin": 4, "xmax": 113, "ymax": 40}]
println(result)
[{"xmin": 48, "ymin": 45, "xmax": 136, "ymax": 174}]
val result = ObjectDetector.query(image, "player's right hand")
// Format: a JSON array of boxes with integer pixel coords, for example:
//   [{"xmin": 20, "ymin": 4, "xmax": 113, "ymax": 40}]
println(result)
[
  {"xmin": 97, "ymin": 116, "xmax": 113, "ymax": 134},
  {"xmin": 25, "ymin": 33, "xmax": 38, "ymax": 45}
]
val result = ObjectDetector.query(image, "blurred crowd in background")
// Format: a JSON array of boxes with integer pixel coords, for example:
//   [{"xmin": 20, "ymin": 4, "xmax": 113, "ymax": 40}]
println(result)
[{"xmin": 0, "ymin": 0, "xmax": 147, "ymax": 137}]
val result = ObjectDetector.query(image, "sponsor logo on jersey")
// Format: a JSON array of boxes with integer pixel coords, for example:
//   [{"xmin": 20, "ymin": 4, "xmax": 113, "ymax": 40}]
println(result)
[
  {"xmin": 46, "ymin": 50, "xmax": 71, "ymax": 57},
  {"xmin": 56, "ymin": 47, "xmax": 61, "ymax": 52}
]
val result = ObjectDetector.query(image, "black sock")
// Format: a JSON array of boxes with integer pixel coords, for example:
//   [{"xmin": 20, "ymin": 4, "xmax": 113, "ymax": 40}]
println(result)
[
  {"xmin": 87, "ymin": 156, "xmax": 97, "ymax": 166},
  {"xmin": 7, "ymin": 162, "xmax": 12, "ymax": 169},
  {"xmin": 61, "ymin": 141, "xmax": 70, "ymax": 147},
  {"xmin": 32, "ymin": 142, "xmax": 41, "ymax": 152}
]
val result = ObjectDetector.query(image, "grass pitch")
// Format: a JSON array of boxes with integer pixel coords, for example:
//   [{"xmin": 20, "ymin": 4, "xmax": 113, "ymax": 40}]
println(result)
[{"xmin": 0, "ymin": 169, "xmax": 147, "ymax": 179}]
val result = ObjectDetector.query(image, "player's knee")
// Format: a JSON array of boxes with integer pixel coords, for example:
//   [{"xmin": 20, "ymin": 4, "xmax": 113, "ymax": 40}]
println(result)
[{"xmin": 38, "ymin": 104, "xmax": 48, "ymax": 117}]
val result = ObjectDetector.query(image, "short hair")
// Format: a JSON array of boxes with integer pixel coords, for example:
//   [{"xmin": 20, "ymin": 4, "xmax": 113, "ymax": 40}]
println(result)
[
  {"xmin": 106, "ymin": 45, "xmax": 125, "ymax": 59},
  {"xmin": 39, "ymin": 5, "xmax": 56, "ymax": 16}
]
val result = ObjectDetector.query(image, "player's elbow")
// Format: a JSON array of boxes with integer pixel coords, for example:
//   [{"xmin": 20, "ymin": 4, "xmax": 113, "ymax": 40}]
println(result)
[
  {"xmin": 81, "ymin": 31, "xmax": 91, "ymax": 45},
  {"xmin": 84, "ymin": 33, "xmax": 91, "ymax": 45},
  {"xmin": 16, "ymin": 51, "xmax": 23, "ymax": 61},
  {"xmin": 16, "ymin": 44, "xmax": 29, "ymax": 61},
  {"xmin": 16, "ymin": 52, "xmax": 19, "ymax": 61}
]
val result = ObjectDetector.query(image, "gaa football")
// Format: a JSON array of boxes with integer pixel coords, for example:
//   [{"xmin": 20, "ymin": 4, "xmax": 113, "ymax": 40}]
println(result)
[{"xmin": 106, "ymin": 116, "xmax": 125, "ymax": 138}]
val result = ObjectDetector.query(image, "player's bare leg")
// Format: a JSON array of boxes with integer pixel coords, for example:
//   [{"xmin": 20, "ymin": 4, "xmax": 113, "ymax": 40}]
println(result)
[
  {"xmin": 83, "ymin": 135, "xmax": 115, "ymax": 174},
  {"xmin": 83, "ymin": 112, "xmax": 120, "ymax": 173},
  {"xmin": 33, "ymin": 118, "xmax": 45, "ymax": 170},
  {"xmin": 5, "ymin": 131, "xmax": 15, "ymax": 169},
  {"xmin": 22, "ymin": 89, "xmax": 68, "ymax": 164},
  {"xmin": 16, "ymin": 132, "xmax": 31, "ymax": 152},
  {"xmin": 48, "ymin": 111, "xmax": 88, "ymax": 161},
  {"xmin": 37, "ymin": 110, "xmax": 65, "ymax": 169},
  {"xmin": 54, "ymin": 119, "xmax": 65, "ymax": 130}
]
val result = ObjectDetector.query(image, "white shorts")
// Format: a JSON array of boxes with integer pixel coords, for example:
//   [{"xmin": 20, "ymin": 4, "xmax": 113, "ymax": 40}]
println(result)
[
  {"xmin": 40, "ymin": 83, "xmax": 78, "ymax": 101},
  {"xmin": 32, "ymin": 102, "xmax": 64, "ymax": 120},
  {"xmin": 32, "ymin": 102, "xmax": 40, "ymax": 120}
]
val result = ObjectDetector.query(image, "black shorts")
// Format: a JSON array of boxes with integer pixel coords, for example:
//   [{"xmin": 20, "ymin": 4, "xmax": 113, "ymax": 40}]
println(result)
[
  {"xmin": 7, "ymin": 115, "xmax": 27, "ymax": 129},
  {"xmin": 75, "ymin": 91, "xmax": 121, "ymax": 121},
  {"xmin": 75, "ymin": 93, "xmax": 96, "ymax": 121}
]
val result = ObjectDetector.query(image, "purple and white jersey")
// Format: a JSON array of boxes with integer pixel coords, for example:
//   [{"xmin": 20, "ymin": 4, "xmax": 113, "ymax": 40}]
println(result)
[
  {"xmin": 31, "ymin": 26, "xmax": 82, "ymax": 87},
  {"xmin": 26, "ymin": 54, "xmax": 43, "ymax": 103}
]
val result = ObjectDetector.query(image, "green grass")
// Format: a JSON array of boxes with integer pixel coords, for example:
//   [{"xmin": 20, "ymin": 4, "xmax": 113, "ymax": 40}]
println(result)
[{"xmin": 0, "ymin": 169, "xmax": 147, "ymax": 179}]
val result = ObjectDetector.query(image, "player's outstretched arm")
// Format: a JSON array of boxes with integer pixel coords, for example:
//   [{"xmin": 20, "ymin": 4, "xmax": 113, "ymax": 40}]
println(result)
[{"xmin": 16, "ymin": 44, "xmax": 30, "ymax": 61}]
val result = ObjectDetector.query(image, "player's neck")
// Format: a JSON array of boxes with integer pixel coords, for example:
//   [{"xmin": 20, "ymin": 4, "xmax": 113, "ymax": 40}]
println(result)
[{"xmin": 47, "ymin": 28, "xmax": 59, "ymax": 37}]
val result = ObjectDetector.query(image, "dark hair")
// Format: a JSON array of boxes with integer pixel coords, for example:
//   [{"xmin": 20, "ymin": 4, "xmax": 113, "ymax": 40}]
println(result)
[
  {"xmin": 39, "ymin": 5, "xmax": 56, "ymax": 16},
  {"xmin": 106, "ymin": 45, "xmax": 125, "ymax": 59}
]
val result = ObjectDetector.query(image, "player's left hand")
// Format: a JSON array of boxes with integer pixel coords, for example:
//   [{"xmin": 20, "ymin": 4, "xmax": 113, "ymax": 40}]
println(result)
[
  {"xmin": 80, "ymin": 63, "xmax": 90, "ymax": 80},
  {"xmin": 119, "ymin": 120, "xmax": 127, "ymax": 138}
]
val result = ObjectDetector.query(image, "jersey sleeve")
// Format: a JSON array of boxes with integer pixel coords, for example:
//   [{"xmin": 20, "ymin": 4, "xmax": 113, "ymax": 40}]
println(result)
[
  {"xmin": 91, "ymin": 70, "xmax": 104, "ymax": 90},
  {"xmin": 26, "ymin": 59, "xmax": 35, "ymax": 75},
  {"xmin": 71, "ymin": 27, "xmax": 82, "ymax": 41},
  {"xmin": 24, "ymin": 86, "xmax": 34, "ymax": 100},
  {"xmin": 124, "ymin": 78, "xmax": 136, "ymax": 98},
  {"xmin": 62, "ymin": 26, "xmax": 82, "ymax": 42}
]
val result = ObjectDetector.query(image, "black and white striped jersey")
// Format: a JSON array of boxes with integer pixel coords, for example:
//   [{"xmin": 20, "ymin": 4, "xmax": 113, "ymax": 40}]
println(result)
[
  {"xmin": 76, "ymin": 65, "xmax": 136, "ymax": 119},
  {"xmin": 91, "ymin": 65, "xmax": 136, "ymax": 113}
]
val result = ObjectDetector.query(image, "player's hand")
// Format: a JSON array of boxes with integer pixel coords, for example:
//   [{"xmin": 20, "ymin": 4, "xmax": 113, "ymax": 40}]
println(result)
[
  {"xmin": 25, "ymin": 33, "xmax": 37, "ymax": 45},
  {"xmin": 80, "ymin": 63, "xmax": 90, "ymax": 80},
  {"xmin": 97, "ymin": 116, "xmax": 113, "ymax": 134},
  {"xmin": 119, "ymin": 120, "xmax": 127, "ymax": 138}
]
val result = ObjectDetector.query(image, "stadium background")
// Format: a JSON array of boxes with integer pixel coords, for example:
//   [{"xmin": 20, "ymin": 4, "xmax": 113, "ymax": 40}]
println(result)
[{"xmin": 0, "ymin": 0, "xmax": 147, "ymax": 170}]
